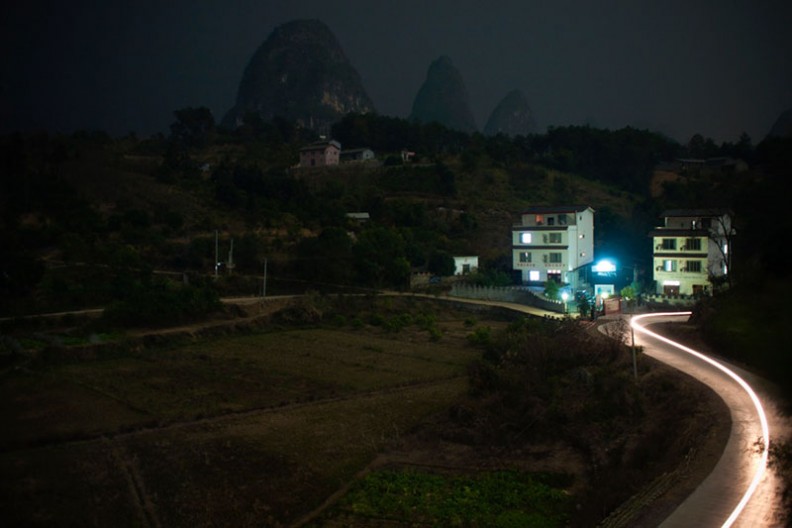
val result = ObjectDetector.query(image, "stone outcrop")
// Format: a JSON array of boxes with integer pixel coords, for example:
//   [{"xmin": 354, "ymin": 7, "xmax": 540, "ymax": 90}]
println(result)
[
  {"xmin": 222, "ymin": 19, "xmax": 375, "ymax": 133},
  {"xmin": 483, "ymin": 89, "xmax": 537, "ymax": 137},
  {"xmin": 408, "ymin": 56, "xmax": 477, "ymax": 133}
]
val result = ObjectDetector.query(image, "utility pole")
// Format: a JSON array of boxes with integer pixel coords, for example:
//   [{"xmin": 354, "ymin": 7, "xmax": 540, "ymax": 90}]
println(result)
[
  {"xmin": 227, "ymin": 238, "xmax": 234, "ymax": 275},
  {"xmin": 262, "ymin": 258, "xmax": 268, "ymax": 297},
  {"xmin": 214, "ymin": 230, "xmax": 219, "ymax": 278}
]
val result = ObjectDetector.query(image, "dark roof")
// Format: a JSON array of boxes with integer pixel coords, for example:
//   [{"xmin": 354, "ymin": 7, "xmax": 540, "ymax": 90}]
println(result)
[
  {"xmin": 299, "ymin": 140, "xmax": 341, "ymax": 152},
  {"xmin": 520, "ymin": 205, "xmax": 594, "ymax": 214},
  {"xmin": 648, "ymin": 228, "xmax": 709, "ymax": 237}
]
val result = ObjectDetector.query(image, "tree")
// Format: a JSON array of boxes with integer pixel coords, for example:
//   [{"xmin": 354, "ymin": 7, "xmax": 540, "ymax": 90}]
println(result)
[
  {"xmin": 543, "ymin": 280, "xmax": 560, "ymax": 301},
  {"xmin": 707, "ymin": 212, "xmax": 737, "ymax": 289},
  {"xmin": 170, "ymin": 107, "xmax": 216, "ymax": 149},
  {"xmin": 296, "ymin": 227, "xmax": 353, "ymax": 285},
  {"xmin": 575, "ymin": 291, "xmax": 593, "ymax": 319},
  {"xmin": 686, "ymin": 133, "xmax": 718, "ymax": 159},
  {"xmin": 353, "ymin": 227, "xmax": 411, "ymax": 289},
  {"xmin": 427, "ymin": 250, "xmax": 456, "ymax": 276}
]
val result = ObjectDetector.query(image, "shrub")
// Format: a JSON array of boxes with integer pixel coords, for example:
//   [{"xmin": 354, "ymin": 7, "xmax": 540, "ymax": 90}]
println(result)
[
  {"xmin": 467, "ymin": 326, "xmax": 492, "ymax": 347},
  {"xmin": 102, "ymin": 276, "xmax": 221, "ymax": 328}
]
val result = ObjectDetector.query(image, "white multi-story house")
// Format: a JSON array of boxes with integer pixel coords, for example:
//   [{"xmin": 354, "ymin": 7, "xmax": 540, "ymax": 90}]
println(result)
[
  {"xmin": 650, "ymin": 209, "xmax": 734, "ymax": 296},
  {"xmin": 512, "ymin": 206, "xmax": 595, "ymax": 285}
]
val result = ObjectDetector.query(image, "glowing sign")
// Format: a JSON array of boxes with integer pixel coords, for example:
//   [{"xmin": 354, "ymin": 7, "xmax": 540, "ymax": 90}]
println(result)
[{"xmin": 592, "ymin": 259, "xmax": 616, "ymax": 273}]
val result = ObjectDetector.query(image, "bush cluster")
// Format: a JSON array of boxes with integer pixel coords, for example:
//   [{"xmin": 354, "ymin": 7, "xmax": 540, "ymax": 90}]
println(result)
[{"xmin": 102, "ymin": 276, "xmax": 221, "ymax": 328}]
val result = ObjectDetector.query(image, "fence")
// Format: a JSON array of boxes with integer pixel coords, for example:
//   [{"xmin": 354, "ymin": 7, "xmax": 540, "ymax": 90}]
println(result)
[{"xmin": 449, "ymin": 283, "xmax": 566, "ymax": 313}]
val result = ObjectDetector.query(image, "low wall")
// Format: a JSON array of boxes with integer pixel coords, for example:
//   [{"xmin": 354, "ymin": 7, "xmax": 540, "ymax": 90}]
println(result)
[{"xmin": 448, "ymin": 283, "xmax": 565, "ymax": 313}]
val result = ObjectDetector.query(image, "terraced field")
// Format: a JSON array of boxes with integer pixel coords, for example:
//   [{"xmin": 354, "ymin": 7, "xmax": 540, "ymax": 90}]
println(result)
[{"xmin": 0, "ymin": 305, "xmax": 507, "ymax": 526}]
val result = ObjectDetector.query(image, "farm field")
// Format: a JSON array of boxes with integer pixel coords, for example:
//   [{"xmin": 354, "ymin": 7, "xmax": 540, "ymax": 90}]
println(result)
[{"xmin": 0, "ymin": 300, "xmax": 522, "ymax": 526}]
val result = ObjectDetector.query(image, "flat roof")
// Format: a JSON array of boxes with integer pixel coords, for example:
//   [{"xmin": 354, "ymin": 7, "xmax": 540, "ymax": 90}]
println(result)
[{"xmin": 520, "ymin": 205, "xmax": 594, "ymax": 214}]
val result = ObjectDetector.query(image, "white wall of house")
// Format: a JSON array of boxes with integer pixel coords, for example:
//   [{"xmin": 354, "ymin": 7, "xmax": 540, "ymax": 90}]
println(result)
[
  {"xmin": 651, "ymin": 209, "xmax": 733, "ymax": 295},
  {"xmin": 453, "ymin": 256, "xmax": 478, "ymax": 275},
  {"xmin": 512, "ymin": 207, "xmax": 595, "ymax": 284}
]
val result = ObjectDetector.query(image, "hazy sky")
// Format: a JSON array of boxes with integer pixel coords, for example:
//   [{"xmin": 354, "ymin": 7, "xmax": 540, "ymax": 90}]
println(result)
[{"xmin": 2, "ymin": 1, "xmax": 790, "ymax": 143}]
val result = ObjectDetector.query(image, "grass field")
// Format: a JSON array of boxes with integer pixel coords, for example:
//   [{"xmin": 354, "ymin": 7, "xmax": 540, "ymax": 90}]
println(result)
[{"xmin": 0, "ymin": 306, "xmax": 523, "ymax": 527}]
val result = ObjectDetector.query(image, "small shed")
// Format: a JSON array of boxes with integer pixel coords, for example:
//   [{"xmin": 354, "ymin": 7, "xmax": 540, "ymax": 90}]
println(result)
[
  {"xmin": 340, "ymin": 148, "xmax": 375, "ymax": 163},
  {"xmin": 453, "ymin": 256, "xmax": 478, "ymax": 275}
]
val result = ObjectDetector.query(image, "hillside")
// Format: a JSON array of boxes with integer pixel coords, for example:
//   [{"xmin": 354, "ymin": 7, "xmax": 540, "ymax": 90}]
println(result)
[
  {"xmin": 5, "ymin": 115, "xmax": 789, "ymax": 319},
  {"xmin": 0, "ymin": 124, "xmax": 655, "ymax": 314}
]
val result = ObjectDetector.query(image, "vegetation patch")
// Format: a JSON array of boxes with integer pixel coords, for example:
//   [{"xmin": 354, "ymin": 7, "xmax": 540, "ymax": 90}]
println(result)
[{"xmin": 316, "ymin": 469, "xmax": 572, "ymax": 527}]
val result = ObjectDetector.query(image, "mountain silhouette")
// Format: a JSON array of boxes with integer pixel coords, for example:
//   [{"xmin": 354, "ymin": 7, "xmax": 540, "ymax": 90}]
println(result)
[
  {"xmin": 408, "ymin": 56, "xmax": 477, "ymax": 133},
  {"xmin": 483, "ymin": 89, "xmax": 537, "ymax": 137},
  {"xmin": 222, "ymin": 19, "xmax": 375, "ymax": 133}
]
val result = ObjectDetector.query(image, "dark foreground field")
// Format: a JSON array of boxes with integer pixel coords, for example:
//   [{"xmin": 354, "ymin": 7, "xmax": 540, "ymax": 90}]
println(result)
[{"xmin": 0, "ymin": 296, "xmax": 729, "ymax": 527}]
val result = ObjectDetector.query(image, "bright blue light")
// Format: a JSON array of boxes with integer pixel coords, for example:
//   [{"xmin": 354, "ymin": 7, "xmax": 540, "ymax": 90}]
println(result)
[{"xmin": 593, "ymin": 259, "xmax": 617, "ymax": 273}]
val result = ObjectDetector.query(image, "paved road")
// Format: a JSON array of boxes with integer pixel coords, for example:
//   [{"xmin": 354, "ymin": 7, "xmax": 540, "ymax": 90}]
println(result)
[{"xmin": 624, "ymin": 312, "xmax": 787, "ymax": 527}]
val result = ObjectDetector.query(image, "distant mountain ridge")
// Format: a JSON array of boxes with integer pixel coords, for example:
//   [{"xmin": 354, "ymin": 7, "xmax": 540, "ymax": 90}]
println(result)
[
  {"xmin": 408, "ymin": 56, "xmax": 477, "ymax": 133},
  {"xmin": 223, "ymin": 22, "xmax": 543, "ymax": 137},
  {"xmin": 484, "ymin": 89, "xmax": 536, "ymax": 137},
  {"xmin": 222, "ymin": 19, "xmax": 375, "ymax": 133}
]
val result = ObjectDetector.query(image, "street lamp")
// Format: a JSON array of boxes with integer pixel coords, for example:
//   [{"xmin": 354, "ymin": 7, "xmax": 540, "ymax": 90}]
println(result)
[{"xmin": 561, "ymin": 291, "xmax": 569, "ymax": 314}]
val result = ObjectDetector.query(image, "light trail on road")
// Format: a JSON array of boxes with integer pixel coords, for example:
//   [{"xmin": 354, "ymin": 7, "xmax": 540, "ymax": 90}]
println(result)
[{"xmin": 630, "ymin": 312, "xmax": 771, "ymax": 528}]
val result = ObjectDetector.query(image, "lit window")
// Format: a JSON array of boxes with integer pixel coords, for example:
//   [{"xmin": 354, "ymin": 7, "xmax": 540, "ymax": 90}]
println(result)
[
  {"xmin": 535, "ymin": 214, "xmax": 544, "ymax": 225},
  {"xmin": 520, "ymin": 232, "xmax": 532, "ymax": 244},
  {"xmin": 663, "ymin": 260, "xmax": 677, "ymax": 272},
  {"xmin": 529, "ymin": 270, "xmax": 540, "ymax": 281}
]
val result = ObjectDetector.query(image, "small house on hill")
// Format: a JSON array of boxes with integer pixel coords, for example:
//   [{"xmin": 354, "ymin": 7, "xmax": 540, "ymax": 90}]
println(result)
[
  {"xmin": 299, "ymin": 140, "xmax": 341, "ymax": 168},
  {"xmin": 340, "ymin": 148, "xmax": 375, "ymax": 163}
]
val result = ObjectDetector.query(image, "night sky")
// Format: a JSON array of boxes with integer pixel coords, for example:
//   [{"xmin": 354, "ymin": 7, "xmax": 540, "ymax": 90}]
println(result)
[{"xmin": 2, "ymin": 0, "xmax": 790, "ymax": 144}]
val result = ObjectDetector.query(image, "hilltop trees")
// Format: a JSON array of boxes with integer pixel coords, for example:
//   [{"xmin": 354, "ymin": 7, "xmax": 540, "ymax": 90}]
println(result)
[{"xmin": 537, "ymin": 126, "xmax": 680, "ymax": 193}]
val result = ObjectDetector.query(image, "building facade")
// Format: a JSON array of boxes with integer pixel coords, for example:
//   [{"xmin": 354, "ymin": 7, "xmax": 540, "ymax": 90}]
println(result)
[
  {"xmin": 512, "ymin": 206, "xmax": 595, "ymax": 285},
  {"xmin": 650, "ymin": 209, "xmax": 734, "ymax": 296},
  {"xmin": 298, "ymin": 140, "xmax": 341, "ymax": 167}
]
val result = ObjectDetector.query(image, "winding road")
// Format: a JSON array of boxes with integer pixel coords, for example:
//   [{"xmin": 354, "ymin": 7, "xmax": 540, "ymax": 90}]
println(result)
[{"xmin": 624, "ymin": 312, "xmax": 787, "ymax": 527}]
